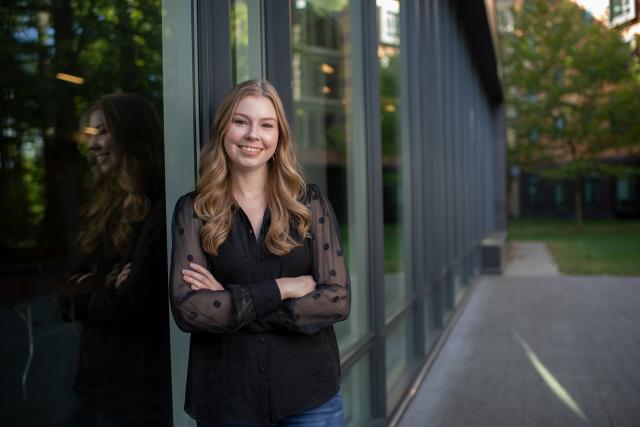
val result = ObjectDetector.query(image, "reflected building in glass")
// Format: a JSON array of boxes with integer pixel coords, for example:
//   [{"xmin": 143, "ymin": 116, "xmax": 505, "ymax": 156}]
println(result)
[{"xmin": 1, "ymin": 0, "xmax": 505, "ymax": 426}]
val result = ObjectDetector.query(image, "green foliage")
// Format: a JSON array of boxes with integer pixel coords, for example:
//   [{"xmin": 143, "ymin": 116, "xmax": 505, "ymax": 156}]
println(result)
[
  {"xmin": 231, "ymin": 0, "xmax": 250, "ymax": 82},
  {"xmin": 1, "ymin": 0, "xmax": 163, "ymax": 252},
  {"xmin": 503, "ymin": 0, "xmax": 640, "ymax": 180}
]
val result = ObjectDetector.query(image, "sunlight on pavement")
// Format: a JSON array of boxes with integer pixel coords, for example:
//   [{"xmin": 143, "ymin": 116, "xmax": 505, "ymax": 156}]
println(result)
[{"xmin": 512, "ymin": 330, "xmax": 589, "ymax": 423}]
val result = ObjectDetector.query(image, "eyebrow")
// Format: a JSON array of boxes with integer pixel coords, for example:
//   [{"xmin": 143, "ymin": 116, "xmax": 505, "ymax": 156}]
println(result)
[{"xmin": 233, "ymin": 112, "xmax": 277, "ymax": 122}]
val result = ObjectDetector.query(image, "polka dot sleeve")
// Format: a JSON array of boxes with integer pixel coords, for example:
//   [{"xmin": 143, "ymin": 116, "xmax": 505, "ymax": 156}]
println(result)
[{"xmin": 275, "ymin": 183, "xmax": 351, "ymax": 334}]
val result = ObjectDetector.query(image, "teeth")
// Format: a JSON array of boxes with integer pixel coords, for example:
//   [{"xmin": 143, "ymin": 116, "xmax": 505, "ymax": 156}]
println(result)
[{"xmin": 240, "ymin": 146, "xmax": 261, "ymax": 153}]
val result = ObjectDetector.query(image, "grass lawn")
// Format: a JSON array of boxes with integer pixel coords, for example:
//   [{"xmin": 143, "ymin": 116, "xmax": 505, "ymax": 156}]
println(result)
[{"xmin": 508, "ymin": 218, "xmax": 640, "ymax": 276}]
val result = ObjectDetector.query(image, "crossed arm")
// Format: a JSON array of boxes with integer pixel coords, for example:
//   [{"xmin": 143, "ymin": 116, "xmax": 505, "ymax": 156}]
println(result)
[
  {"xmin": 168, "ymin": 186, "xmax": 350, "ymax": 335},
  {"xmin": 181, "ymin": 262, "xmax": 315, "ymax": 300}
]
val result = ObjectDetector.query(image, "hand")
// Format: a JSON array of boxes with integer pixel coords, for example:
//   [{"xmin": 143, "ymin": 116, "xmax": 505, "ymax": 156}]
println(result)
[
  {"xmin": 114, "ymin": 262, "xmax": 132, "ymax": 289},
  {"xmin": 275, "ymin": 275, "xmax": 316, "ymax": 300},
  {"xmin": 182, "ymin": 262, "xmax": 224, "ymax": 291}
]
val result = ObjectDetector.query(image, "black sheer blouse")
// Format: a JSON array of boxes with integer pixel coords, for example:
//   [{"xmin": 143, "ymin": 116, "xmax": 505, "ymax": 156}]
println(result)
[{"xmin": 169, "ymin": 184, "xmax": 350, "ymax": 425}]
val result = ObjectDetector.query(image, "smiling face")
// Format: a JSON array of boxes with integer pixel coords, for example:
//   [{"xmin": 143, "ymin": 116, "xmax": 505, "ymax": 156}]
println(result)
[
  {"xmin": 87, "ymin": 109, "xmax": 122, "ymax": 175},
  {"xmin": 223, "ymin": 95, "xmax": 279, "ymax": 174}
]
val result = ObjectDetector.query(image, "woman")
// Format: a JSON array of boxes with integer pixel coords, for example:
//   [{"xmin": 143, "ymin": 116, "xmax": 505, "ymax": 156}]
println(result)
[
  {"xmin": 63, "ymin": 93, "xmax": 171, "ymax": 426},
  {"xmin": 170, "ymin": 80, "xmax": 350, "ymax": 426}
]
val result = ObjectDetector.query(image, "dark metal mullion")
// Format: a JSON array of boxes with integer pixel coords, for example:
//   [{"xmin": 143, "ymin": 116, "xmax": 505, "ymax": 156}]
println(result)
[
  {"xmin": 443, "ymin": 0, "xmax": 455, "ymax": 312},
  {"xmin": 475, "ymin": 82, "xmax": 482, "ymax": 271},
  {"xmin": 459, "ymin": 23, "xmax": 468, "ymax": 280},
  {"xmin": 263, "ymin": 0, "xmax": 293, "ymax": 122},
  {"xmin": 360, "ymin": 0, "xmax": 387, "ymax": 423},
  {"xmin": 442, "ymin": 0, "xmax": 452, "ymax": 279},
  {"xmin": 401, "ymin": 0, "xmax": 426, "ymax": 362},
  {"xmin": 422, "ymin": 0, "xmax": 435, "ymax": 289},
  {"xmin": 461, "ymin": 20, "xmax": 471, "ymax": 284},
  {"xmin": 431, "ymin": 0, "xmax": 445, "ymax": 330},
  {"xmin": 451, "ymin": 9, "xmax": 461, "ymax": 272},
  {"xmin": 196, "ymin": 0, "xmax": 231, "ymax": 148}
]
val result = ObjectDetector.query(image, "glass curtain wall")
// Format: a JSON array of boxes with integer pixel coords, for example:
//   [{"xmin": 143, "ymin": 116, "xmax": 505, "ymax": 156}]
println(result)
[
  {"xmin": 1, "ymin": 1, "xmax": 171, "ymax": 426},
  {"xmin": 377, "ymin": 0, "xmax": 417, "ymax": 410},
  {"xmin": 291, "ymin": 1, "xmax": 371, "ymax": 425},
  {"xmin": 421, "ymin": 0, "xmax": 493, "ymax": 356},
  {"xmin": 378, "ymin": 0, "xmax": 409, "ymax": 319},
  {"xmin": 290, "ymin": 0, "xmax": 370, "ymax": 357}
]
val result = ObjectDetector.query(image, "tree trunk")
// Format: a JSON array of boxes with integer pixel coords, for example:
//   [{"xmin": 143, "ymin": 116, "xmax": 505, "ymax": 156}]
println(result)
[
  {"xmin": 40, "ymin": 0, "xmax": 85, "ymax": 250},
  {"xmin": 574, "ymin": 175, "xmax": 583, "ymax": 232}
]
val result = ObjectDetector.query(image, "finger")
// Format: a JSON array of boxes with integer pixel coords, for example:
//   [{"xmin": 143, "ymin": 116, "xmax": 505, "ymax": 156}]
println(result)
[
  {"xmin": 182, "ymin": 274, "xmax": 206, "ymax": 289},
  {"xmin": 189, "ymin": 263, "xmax": 215, "ymax": 281},
  {"xmin": 182, "ymin": 269, "xmax": 209, "ymax": 284},
  {"xmin": 77, "ymin": 273, "xmax": 93, "ymax": 284}
]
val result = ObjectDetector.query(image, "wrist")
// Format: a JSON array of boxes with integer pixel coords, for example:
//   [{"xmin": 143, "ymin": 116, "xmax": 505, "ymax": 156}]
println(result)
[{"xmin": 275, "ymin": 278, "xmax": 290, "ymax": 299}]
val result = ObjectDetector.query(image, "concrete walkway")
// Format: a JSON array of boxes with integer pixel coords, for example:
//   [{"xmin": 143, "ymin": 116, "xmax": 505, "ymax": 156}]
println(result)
[
  {"xmin": 397, "ymin": 243, "xmax": 640, "ymax": 427},
  {"xmin": 504, "ymin": 241, "xmax": 560, "ymax": 276}
]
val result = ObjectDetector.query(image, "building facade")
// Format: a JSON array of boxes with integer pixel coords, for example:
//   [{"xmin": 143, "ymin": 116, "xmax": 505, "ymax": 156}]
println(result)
[{"xmin": 0, "ymin": 0, "xmax": 504, "ymax": 425}]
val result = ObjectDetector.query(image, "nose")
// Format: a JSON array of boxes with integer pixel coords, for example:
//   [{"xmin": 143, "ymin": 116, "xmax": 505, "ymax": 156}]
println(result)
[
  {"xmin": 245, "ymin": 124, "xmax": 259, "ymax": 141},
  {"xmin": 88, "ymin": 135, "xmax": 99, "ymax": 151}
]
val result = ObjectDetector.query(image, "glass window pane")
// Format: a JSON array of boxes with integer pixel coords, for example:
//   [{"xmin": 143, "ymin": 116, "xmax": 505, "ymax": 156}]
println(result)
[
  {"xmin": 617, "ymin": 179, "xmax": 630, "ymax": 202},
  {"xmin": 454, "ymin": 264, "xmax": 464, "ymax": 305},
  {"xmin": 231, "ymin": 0, "xmax": 265, "ymax": 83},
  {"xmin": 291, "ymin": 0, "xmax": 370, "ymax": 354},
  {"xmin": 424, "ymin": 291, "xmax": 438, "ymax": 350},
  {"xmin": 342, "ymin": 354, "xmax": 373, "ymax": 427},
  {"xmin": 0, "ymin": 2, "xmax": 171, "ymax": 424},
  {"xmin": 231, "ymin": 0, "xmax": 251, "ymax": 82},
  {"xmin": 385, "ymin": 312, "xmax": 416, "ymax": 399},
  {"xmin": 377, "ymin": 0, "xmax": 411, "ymax": 318}
]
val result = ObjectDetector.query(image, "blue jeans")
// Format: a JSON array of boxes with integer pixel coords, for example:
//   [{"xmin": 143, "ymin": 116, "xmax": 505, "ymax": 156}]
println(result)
[{"xmin": 197, "ymin": 391, "xmax": 344, "ymax": 427}]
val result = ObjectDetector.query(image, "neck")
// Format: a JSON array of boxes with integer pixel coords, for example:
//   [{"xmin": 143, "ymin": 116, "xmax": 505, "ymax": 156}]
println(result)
[{"xmin": 230, "ymin": 165, "xmax": 268, "ymax": 199}]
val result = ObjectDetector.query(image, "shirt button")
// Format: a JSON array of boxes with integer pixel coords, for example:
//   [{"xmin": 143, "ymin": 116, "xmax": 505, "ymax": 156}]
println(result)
[
  {"xmin": 259, "ymin": 337, "xmax": 265, "ymax": 344},
  {"xmin": 260, "ymin": 367, "xmax": 266, "ymax": 373}
]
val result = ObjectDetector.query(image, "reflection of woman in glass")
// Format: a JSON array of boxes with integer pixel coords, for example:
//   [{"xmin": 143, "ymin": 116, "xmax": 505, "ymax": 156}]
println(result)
[
  {"xmin": 64, "ymin": 93, "xmax": 171, "ymax": 426},
  {"xmin": 170, "ymin": 80, "xmax": 350, "ymax": 426}
]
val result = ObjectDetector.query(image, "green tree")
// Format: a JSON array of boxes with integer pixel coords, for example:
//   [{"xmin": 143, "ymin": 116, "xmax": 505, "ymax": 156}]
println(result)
[
  {"xmin": 503, "ymin": 0, "xmax": 640, "ymax": 229},
  {"xmin": 1, "ymin": 0, "xmax": 162, "ymax": 256}
]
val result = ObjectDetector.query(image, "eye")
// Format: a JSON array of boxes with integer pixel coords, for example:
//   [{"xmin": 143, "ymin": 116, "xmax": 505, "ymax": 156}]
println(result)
[
  {"xmin": 262, "ymin": 123, "xmax": 275, "ymax": 129},
  {"xmin": 233, "ymin": 118, "xmax": 247, "ymax": 125}
]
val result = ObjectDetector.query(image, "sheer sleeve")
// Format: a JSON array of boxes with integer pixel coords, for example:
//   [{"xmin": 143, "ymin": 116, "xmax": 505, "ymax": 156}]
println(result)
[
  {"xmin": 169, "ymin": 193, "xmax": 282, "ymax": 334},
  {"xmin": 268, "ymin": 184, "xmax": 351, "ymax": 335}
]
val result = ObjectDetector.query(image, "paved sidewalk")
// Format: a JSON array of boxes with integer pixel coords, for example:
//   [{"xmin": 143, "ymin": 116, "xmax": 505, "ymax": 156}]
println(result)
[
  {"xmin": 504, "ymin": 241, "xmax": 560, "ymax": 276},
  {"xmin": 398, "ymin": 245, "xmax": 640, "ymax": 427}
]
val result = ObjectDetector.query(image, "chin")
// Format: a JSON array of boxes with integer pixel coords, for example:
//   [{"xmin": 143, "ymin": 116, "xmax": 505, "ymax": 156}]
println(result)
[{"xmin": 237, "ymin": 161, "xmax": 268, "ymax": 172}]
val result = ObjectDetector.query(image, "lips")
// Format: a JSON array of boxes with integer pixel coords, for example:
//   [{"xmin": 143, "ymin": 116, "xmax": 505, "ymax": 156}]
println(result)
[
  {"xmin": 239, "ymin": 145, "xmax": 263, "ymax": 154},
  {"xmin": 94, "ymin": 153, "xmax": 110, "ymax": 162}
]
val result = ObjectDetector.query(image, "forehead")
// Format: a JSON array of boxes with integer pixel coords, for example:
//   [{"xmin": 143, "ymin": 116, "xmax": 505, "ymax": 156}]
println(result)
[
  {"xmin": 89, "ymin": 109, "xmax": 105, "ymax": 126},
  {"xmin": 234, "ymin": 95, "xmax": 277, "ymax": 119}
]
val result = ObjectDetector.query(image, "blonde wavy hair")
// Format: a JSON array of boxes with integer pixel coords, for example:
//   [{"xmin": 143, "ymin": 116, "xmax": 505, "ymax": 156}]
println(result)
[{"xmin": 194, "ymin": 80, "xmax": 311, "ymax": 256}]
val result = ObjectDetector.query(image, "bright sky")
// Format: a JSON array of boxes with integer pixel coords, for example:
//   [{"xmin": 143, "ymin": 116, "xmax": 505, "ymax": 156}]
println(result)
[{"xmin": 572, "ymin": 0, "xmax": 609, "ymax": 20}]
